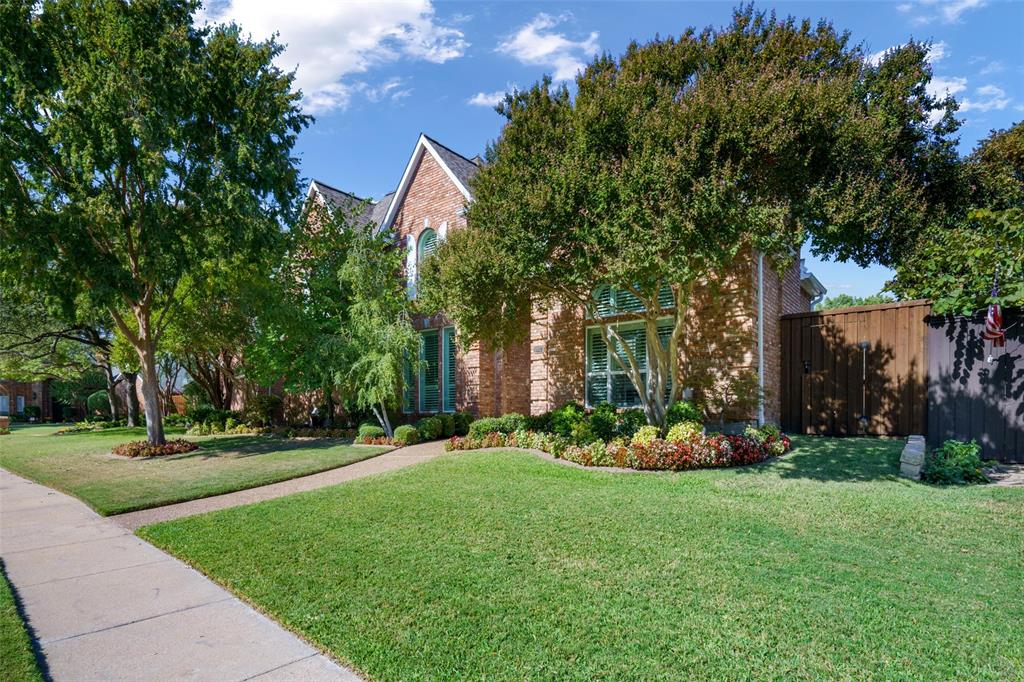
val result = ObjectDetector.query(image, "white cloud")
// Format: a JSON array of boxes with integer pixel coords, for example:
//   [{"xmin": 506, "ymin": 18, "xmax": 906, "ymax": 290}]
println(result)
[
  {"xmin": 896, "ymin": 3, "xmax": 913, "ymax": 11},
  {"xmin": 198, "ymin": 0, "xmax": 467, "ymax": 113},
  {"xmin": 927, "ymin": 75, "xmax": 968, "ymax": 99},
  {"xmin": 961, "ymin": 84, "xmax": 1011, "ymax": 112},
  {"xmin": 467, "ymin": 84, "xmax": 518, "ymax": 107},
  {"xmin": 866, "ymin": 40, "xmax": 948, "ymax": 66},
  {"xmin": 979, "ymin": 60, "xmax": 1005, "ymax": 75},
  {"xmin": 497, "ymin": 13, "xmax": 599, "ymax": 80},
  {"xmin": 907, "ymin": 0, "xmax": 987, "ymax": 24}
]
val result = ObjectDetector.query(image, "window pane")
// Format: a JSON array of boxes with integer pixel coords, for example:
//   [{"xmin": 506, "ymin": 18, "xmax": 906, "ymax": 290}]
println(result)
[{"xmin": 417, "ymin": 228, "xmax": 437, "ymax": 262}]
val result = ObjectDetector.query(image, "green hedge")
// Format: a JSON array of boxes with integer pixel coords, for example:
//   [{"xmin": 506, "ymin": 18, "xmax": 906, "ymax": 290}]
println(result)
[{"xmin": 393, "ymin": 425, "xmax": 420, "ymax": 446}]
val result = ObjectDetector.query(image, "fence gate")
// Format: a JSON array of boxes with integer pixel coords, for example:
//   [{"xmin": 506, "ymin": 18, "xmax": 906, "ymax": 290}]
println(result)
[{"xmin": 781, "ymin": 301, "xmax": 931, "ymax": 437}]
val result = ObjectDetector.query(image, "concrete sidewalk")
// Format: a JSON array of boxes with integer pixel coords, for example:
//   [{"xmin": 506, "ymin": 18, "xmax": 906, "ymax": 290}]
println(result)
[
  {"xmin": 114, "ymin": 439, "xmax": 447, "ymax": 530},
  {"xmin": 0, "ymin": 469, "xmax": 360, "ymax": 681}
]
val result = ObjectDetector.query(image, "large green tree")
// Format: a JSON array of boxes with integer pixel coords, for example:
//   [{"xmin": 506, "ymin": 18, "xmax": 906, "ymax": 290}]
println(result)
[
  {"xmin": 422, "ymin": 7, "xmax": 957, "ymax": 429},
  {"xmin": 815, "ymin": 292, "xmax": 895, "ymax": 310},
  {"xmin": 0, "ymin": 0, "xmax": 308, "ymax": 443},
  {"xmin": 889, "ymin": 123, "xmax": 1023, "ymax": 314}
]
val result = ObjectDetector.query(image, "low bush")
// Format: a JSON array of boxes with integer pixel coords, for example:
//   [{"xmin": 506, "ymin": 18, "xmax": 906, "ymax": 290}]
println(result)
[
  {"xmin": 244, "ymin": 394, "xmax": 283, "ymax": 427},
  {"xmin": 452, "ymin": 412, "xmax": 473, "ymax": 436},
  {"xmin": 358, "ymin": 423, "xmax": 386, "ymax": 439},
  {"xmin": 356, "ymin": 435, "xmax": 394, "ymax": 445},
  {"xmin": 86, "ymin": 390, "xmax": 111, "ymax": 417},
  {"xmin": 416, "ymin": 416, "xmax": 443, "ymax": 440},
  {"xmin": 666, "ymin": 400, "xmax": 702, "ymax": 426},
  {"xmin": 22, "ymin": 405, "xmax": 42, "ymax": 421},
  {"xmin": 112, "ymin": 439, "xmax": 198, "ymax": 458},
  {"xmin": 631, "ymin": 425, "xmax": 661, "ymax": 446},
  {"xmin": 54, "ymin": 419, "xmax": 126, "ymax": 435},
  {"xmin": 468, "ymin": 417, "xmax": 503, "ymax": 439},
  {"xmin": 666, "ymin": 421, "xmax": 703, "ymax": 444},
  {"xmin": 497, "ymin": 412, "xmax": 528, "ymax": 433},
  {"xmin": 163, "ymin": 413, "xmax": 188, "ymax": 426},
  {"xmin": 548, "ymin": 402, "xmax": 586, "ymax": 438},
  {"xmin": 922, "ymin": 439, "xmax": 989, "ymax": 485},
  {"xmin": 393, "ymin": 425, "xmax": 420, "ymax": 445},
  {"xmin": 437, "ymin": 413, "xmax": 455, "ymax": 438}
]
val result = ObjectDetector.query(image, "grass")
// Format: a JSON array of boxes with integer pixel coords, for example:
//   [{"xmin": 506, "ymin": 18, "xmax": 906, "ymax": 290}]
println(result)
[
  {"xmin": 0, "ymin": 425, "xmax": 388, "ymax": 515},
  {"xmin": 138, "ymin": 436, "xmax": 1024, "ymax": 680},
  {"xmin": 0, "ymin": 562, "xmax": 43, "ymax": 682}
]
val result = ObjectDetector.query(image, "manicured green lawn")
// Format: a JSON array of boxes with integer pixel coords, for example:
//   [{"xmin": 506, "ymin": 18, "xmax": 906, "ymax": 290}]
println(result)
[
  {"xmin": 139, "ymin": 436, "xmax": 1024, "ymax": 680},
  {"xmin": 0, "ymin": 425, "xmax": 388, "ymax": 515},
  {"xmin": 0, "ymin": 561, "xmax": 43, "ymax": 682}
]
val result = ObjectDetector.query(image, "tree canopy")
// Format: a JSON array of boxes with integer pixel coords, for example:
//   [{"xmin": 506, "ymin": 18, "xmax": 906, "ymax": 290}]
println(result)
[
  {"xmin": 816, "ymin": 293, "xmax": 896, "ymax": 311},
  {"xmin": 889, "ymin": 123, "xmax": 1023, "ymax": 314},
  {"xmin": 0, "ymin": 0, "xmax": 308, "ymax": 442},
  {"xmin": 422, "ymin": 7, "xmax": 958, "ymax": 428}
]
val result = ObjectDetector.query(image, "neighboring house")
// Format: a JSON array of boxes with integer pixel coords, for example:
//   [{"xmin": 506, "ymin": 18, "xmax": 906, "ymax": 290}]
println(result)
[
  {"xmin": 308, "ymin": 133, "xmax": 826, "ymax": 426},
  {"xmin": 0, "ymin": 379, "xmax": 52, "ymax": 420}
]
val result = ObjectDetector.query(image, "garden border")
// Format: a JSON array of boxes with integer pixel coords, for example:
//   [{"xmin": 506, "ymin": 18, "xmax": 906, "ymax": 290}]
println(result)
[{"xmin": 467, "ymin": 446, "xmax": 785, "ymax": 474}]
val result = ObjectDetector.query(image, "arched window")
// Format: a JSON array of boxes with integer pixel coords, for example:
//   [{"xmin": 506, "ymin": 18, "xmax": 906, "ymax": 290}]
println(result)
[{"xmin": 417, "ymin": 228, "xmax": 437, "ymax": 265}]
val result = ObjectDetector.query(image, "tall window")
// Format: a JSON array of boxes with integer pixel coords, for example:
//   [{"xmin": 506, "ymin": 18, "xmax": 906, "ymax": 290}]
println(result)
[
  {"xmin": 585, "ymin": 319, "xmax": 673, "ymax": 408},
  {"xmin": 0, "ymin": 395, "xmax": 8, "ymax": 415},
  {"xmin": 405, "ymin": 327, "xmax": 457, "ymax": 414},
  {"xmin": 418, "ymin": 228, "xmax": 437, "ymax": 265},
  {"xmin": 419, "ymin": 329, "xmax": 440, "ymax": 413},
  {"xmin": 16, "ymin": 395, "xmax": 25, "ymax": 414}
]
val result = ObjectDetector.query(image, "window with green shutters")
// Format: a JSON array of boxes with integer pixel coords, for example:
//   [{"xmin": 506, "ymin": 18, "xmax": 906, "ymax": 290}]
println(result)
[
  {"xmin": 585, "ymin": 319, "xmax": 673, "ymax": 408},
  {"xmin": 442, "ymin": 327, "xmax": 456, "ymax": 412},
  {"xmin": 592, "ymin": 284, "xmax": 674, "ymax": 317},
  {"xmin": 419, "ymin": 329, "xmax": 440, "ymax": 413}
]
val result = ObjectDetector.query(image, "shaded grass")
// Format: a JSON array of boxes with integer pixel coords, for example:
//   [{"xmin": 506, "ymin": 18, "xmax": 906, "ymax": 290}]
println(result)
[
  {"xmin": 0, "ymin": 561, "xmax": 43, "ymax": 682},
  {"xmin": 0, "ymin": 425, "xmax": 388, "ymax": 515},
  {"xmin": 140, "ymin": 436, "xmax": 1024, "ymax": 680}
]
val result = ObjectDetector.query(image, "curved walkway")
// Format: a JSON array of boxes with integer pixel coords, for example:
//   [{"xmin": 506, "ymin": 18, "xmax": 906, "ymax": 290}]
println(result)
[{"xmin": 114, "ymin": 440, "xmax": 447, "ymax": 530}]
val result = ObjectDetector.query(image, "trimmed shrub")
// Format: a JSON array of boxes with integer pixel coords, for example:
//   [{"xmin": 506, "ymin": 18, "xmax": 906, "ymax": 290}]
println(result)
[
  {"xmin": 452, "ymin": 412, "xmax": 473, "ymax": 436},
  {"xmin": 393, "ymin": 425, "xmax": 420, "ymax": 446},
  {"xmin": 358, "ymin": 423, "xmax": 386, "ymax": 439},
  {"xmin": 86, "ymin": 390, "xmax": 111, "ymax": 417},
  {"xmin": 112, "ymin": 439, "xmax": 198, "ymax": 458},
  {"xmin": 497, "ymin": 412, "xmax": 528, "ymax": 433},
  {"xmin": 588, "ymin": 402, "xmax": 619, "ymax": 442},
  {"xmin": 468, "ymin": 417, "xmax": 502, "ymax": 439},
  {"xmin": 437, "ymin": 413, "xmax": 455, "ymax": 438},
  {"xmin": 922, "ymin": 439, "xmax": 989, "ymax": 485},
  {"xmin": 23, "ymin": 405, "xmax": 42, "ymax": 420},
  {"xmin": 416, "ymin": 416, "xmax": 443, "ymax": 440},
  {"xmin": 615, "ymin": 409, "xmax": 647, "ymax": 440},
  {"xmin": 666, "ymin": 400, "xmax": 702, "ymax": 426},
  {"xmin": 569, "ymin": 420, "xmax": 598, "ymax": 444}
]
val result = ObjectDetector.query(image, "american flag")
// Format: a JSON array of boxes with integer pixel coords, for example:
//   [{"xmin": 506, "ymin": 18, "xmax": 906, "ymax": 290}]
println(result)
[{"xmin": 982, "ymin": 286, "xmax": 1005, "ymax": 348}]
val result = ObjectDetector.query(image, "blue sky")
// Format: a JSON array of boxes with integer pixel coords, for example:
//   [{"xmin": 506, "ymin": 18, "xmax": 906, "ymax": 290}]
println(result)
[{"xmin": 203, "ymin": 0, "xmax": 1023, "ymax": 298}]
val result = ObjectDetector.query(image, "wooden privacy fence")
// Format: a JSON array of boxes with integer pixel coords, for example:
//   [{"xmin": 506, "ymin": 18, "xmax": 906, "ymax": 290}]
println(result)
[
  {"xmin": 781, "ymin": 300, "xmax": 1023, "ymax": 463},
  {"xmin": 781, "ymin": 301, "xmax": 932, "ymax": 437},
  {"xmin": 927, "ymin": 308, "xmax": 1022, "ymax": 463}
]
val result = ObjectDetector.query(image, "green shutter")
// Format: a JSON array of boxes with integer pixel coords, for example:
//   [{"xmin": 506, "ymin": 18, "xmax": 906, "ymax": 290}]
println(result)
[
  {"xmin": 594, "ymin": 285, "xmax": 614, "ymax": 317},
  {"xmin": 616, "ymin": 289, "xmax": 645, "ymax": 313},
  {"xmin": 586, "ymin": 328, "xmax": 607, "ymax": 406},
  {"xmin": 417, "ymin": 229, "xmax": 437, "ymax": 262},
  {"xmin": 419, "ymin": 330, "xmax": 440, "ymax": 412},
  {"xmin": 443, "ymin": 327, "xmax": 456, "ymax": 412}
]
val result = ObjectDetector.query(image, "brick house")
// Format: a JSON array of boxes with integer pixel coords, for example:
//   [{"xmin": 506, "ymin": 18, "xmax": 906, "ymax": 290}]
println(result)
[
  {"xmin": 0, "ymin": 379, "xmax": 52, "ymax": 420},
  {"xmin": 309, "ymin": 133, "xmax": 826, "ymax": 426}
]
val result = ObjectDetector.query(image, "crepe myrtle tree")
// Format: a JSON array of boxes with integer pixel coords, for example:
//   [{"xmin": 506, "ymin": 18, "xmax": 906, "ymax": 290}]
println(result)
[
  {"xmin": 421, "ymin": 7, "xmax": 957, "ymax": 431},
  {"xmin": 0, "ymin": 0, "xmax": 309, "ymax": 443}
]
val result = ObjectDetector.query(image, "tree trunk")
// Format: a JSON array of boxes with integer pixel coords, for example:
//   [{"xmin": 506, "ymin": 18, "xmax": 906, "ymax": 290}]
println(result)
[
  {"xmin": 138, "ymin": 343, "xmax": 165, "ymax": 444},
  {"xmin": 323, "ymin": 389, "xmax": 334, "ymax": 428},
  {"xmin": 124, "ymin": 372, "xmax": 140, "ymax": 427},
  {"xmin": 373, "ymin": 401, "xmax": 393, "ymax": 438},
  {"xmin": 101, "ymin": 362, "xmax": 121, "ymax": 420}
]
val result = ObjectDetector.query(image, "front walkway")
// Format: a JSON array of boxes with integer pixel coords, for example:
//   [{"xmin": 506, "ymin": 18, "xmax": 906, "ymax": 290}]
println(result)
[
  {"xmin": 0, "ymin": 469, "xmax": 360, "ymax": 681},
  {"xmin": 113, "ymin": 439, "xmax": 447, "ymax": 530}
]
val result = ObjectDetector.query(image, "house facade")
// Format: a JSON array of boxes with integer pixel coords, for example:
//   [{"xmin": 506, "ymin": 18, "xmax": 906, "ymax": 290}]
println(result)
[
  {"xmin": 309, "ymin": 133, "xmax": 825, "ymax": 426},
  {"xmin": 0, "ymin": 379, "xmax": 52, "ymax": 420}
]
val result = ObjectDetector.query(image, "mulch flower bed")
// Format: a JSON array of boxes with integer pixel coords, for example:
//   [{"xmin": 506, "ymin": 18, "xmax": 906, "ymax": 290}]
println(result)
[{"xmin": 111, "ymin": 439, "xmax": 199, "ymax": 458}]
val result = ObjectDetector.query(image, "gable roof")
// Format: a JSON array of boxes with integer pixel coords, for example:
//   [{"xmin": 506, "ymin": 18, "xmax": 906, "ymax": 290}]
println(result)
[
  {"xmin": 306, "ymin": 180, "xmax": 393, "ymax": 229},
  {"xmin": 379, "ymin": 133, "xmax": 480, "ymax": 232}
]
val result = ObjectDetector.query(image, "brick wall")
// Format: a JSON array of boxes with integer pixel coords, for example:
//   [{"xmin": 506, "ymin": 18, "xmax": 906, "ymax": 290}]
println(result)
[
  {"xmin": 528, "ymin": 251, "xmax": 809, "ymax": 426},
  {"xmin": 0, "ymin": 379, "xmax": 51, "ymax": 420}
]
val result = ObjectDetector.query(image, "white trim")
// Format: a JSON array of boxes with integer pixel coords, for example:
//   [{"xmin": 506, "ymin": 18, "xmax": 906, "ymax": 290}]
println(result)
[{"xmin": 380, "ymin": 134, "xmax": 473, "ymax": 232}]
